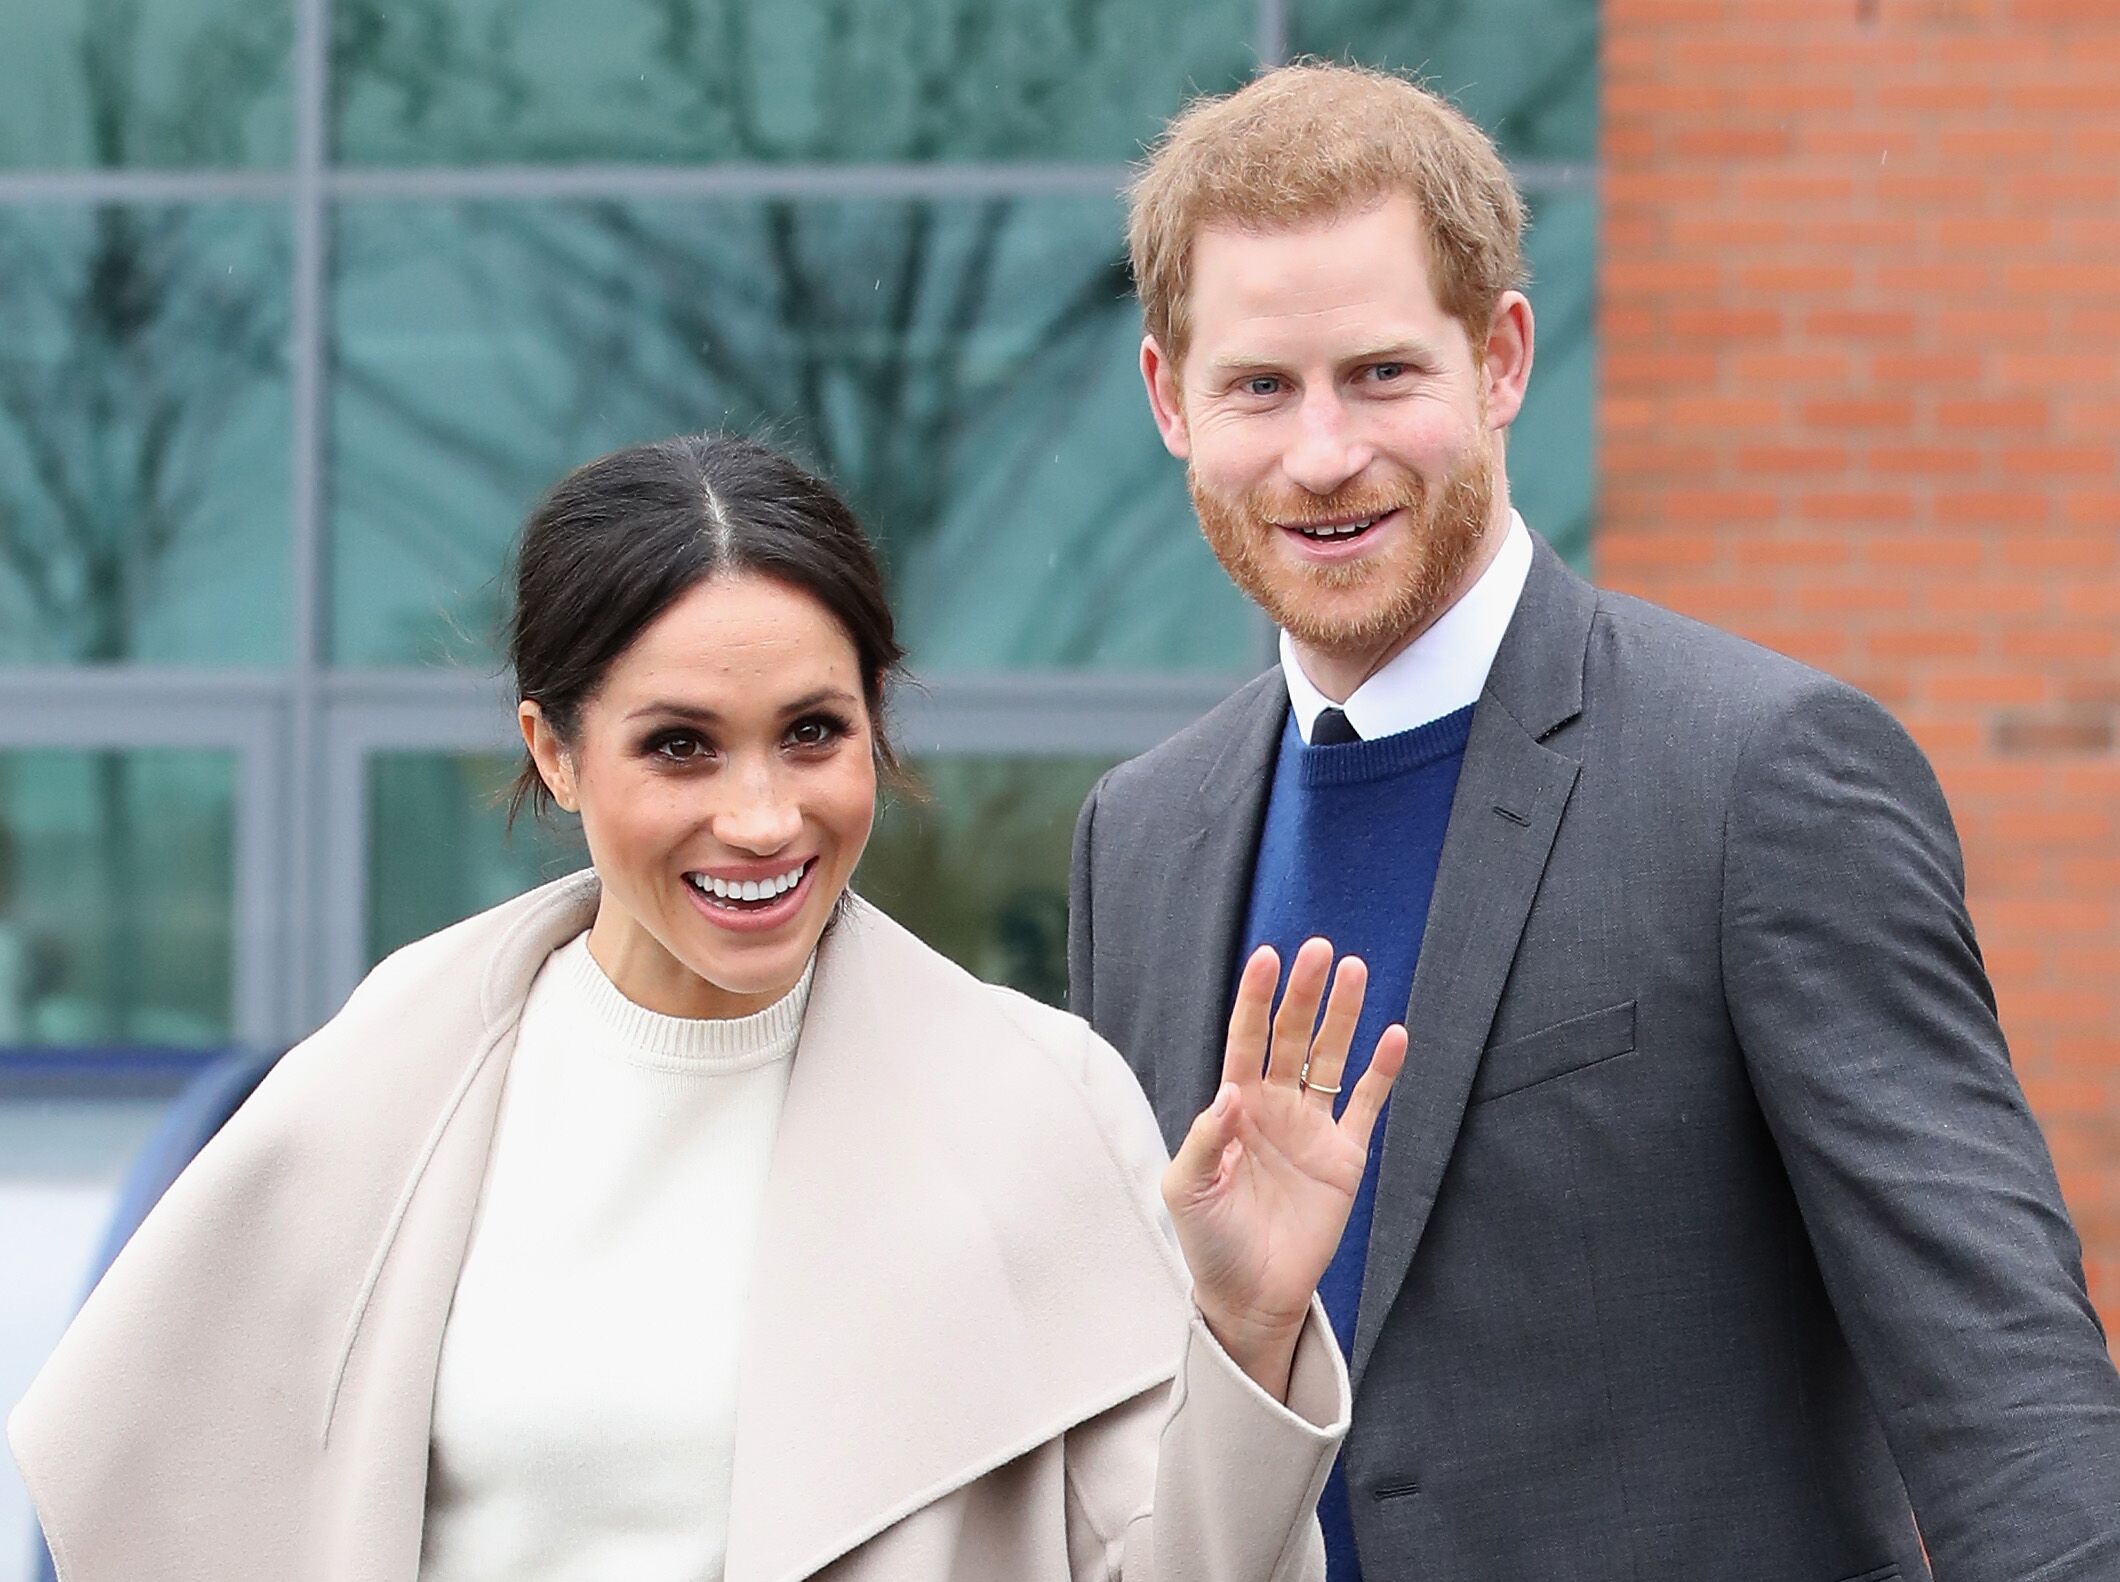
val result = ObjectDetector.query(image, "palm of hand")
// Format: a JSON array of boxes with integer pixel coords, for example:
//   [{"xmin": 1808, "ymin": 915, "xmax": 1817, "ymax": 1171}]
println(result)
[{"xmin": 1163, "ymin": 939, "xmax": 1407, "ymax": 1361}]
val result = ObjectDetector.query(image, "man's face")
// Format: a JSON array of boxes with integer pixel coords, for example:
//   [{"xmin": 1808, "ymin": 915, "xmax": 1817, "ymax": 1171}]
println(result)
[{"xmin": 1145, "ymin": 194, "xmax": 1522, "ymax": 658}]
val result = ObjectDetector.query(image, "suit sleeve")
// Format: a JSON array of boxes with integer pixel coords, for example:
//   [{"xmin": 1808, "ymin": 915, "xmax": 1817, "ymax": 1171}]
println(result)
[
  {"xmin": 1068, "ymin": 772, "xmax": 1110, "ymax": 1025},
  {"xmin": 1722, "ymin": 677, "xmax": 2120, "ymax": 1580},
  {"xmin": 1054, "ymin": 1017, "xmax": 1347, "ymax": 1582}
]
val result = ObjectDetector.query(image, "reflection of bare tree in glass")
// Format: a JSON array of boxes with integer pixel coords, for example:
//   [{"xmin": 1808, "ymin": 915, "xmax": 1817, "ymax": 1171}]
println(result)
[
  {"xmin": 0, "ymin": 0, "xmax": 285, "ymax": 1037},
  {"xmin": 333, "ymin": 0, "xmax": 1180, "ymax": 665}
]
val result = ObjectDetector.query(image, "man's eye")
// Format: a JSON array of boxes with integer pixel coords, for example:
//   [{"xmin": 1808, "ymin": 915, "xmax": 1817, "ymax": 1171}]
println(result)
[
  {"xmin": 1244, "ymin": 375, "xmax": 1282, "ymax": 397},
  {"xmin": 1369, "ymin": 362, "xmax": 1406, "ymax": 382}
]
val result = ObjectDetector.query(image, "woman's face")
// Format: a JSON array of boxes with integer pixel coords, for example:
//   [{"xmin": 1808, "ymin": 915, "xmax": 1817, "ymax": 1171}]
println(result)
[{"xmin": 520, "ymin": 572, "xmax": 879, "ymax": 1019}]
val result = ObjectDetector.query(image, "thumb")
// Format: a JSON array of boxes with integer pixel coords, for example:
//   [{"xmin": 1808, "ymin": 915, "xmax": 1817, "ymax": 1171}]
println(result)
[{"xmin": 1164, "ymin": 1081, "xmax": 1241, "ymax": 1209}]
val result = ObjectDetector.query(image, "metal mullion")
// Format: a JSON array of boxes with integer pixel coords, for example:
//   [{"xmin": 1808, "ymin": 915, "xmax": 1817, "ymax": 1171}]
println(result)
[
  {"xmin": 288, "ymin": 0, "xmax": 331, "ymax": 1034},
  {"xmin": 1259, "ymin": 0, "xmax": 1291, "ymax": 68},
  {"xmin": 328, "ymin": 162, "xmax": 1133, "ymax": 202},
  {"xmin": 0, "ymin": 171, "xmax": 292, "ymax": 203}
]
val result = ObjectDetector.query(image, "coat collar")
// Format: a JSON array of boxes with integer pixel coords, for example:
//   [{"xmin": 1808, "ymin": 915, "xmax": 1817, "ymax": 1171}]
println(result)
[
  {"xmin": 726, "ymin": 901, "xmax": 1185, "ymax": 1582},
  {"xmin": 12, "ymin": 873, "xmax": 1186, "ymax": 1582}
]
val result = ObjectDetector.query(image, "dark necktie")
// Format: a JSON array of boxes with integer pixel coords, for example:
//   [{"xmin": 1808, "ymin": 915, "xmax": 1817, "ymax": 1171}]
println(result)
[{"xmin": 1312, "ymin": 706, "xmax": 1361, "ymax": 745}]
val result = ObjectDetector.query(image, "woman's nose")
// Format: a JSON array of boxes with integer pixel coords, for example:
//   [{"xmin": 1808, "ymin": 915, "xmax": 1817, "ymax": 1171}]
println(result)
[{"xmin": 711, "ymin": 776, "xmax": 804, "ymax": 855}]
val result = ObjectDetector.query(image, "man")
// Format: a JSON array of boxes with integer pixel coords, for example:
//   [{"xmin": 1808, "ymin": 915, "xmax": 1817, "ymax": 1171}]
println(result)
[{"xmin": 1069, "ymin": 62, "xmax": 2120, "ymax": 1581}]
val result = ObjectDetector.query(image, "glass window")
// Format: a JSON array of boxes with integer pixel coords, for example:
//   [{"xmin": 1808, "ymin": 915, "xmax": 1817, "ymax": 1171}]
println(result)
[
  {"xmin": 0, "ymin": 750, "xmax": 235, "ymax": 1048},
  {"xmin": 1292, "ymin": 0, "xmax": 1598, "ymax": 164},
  {"xmin": 1511, "ymin": 190, "xmax": 1596, "ymax": 569},
  {"xmin": 367, "ymin": 752, "xmax": 587, "ymax": 966},
  {"xmin": 859, "ymin": 755, "xmax": 1116, "ymax": 1007},
  {"xmin": 330, "ymin": 195, "xmax": 1259, "ymax": 672},
  {"xmin": 0, "ymin": 0, "xmax": 292, "ymax": 170},
  {"xmin": 0, "ymin": 204, "xmax": 291, "ymax": 664},
  {"xmin": 333, "ymin": 0, "xmax": 1253, "ymax": 166}
]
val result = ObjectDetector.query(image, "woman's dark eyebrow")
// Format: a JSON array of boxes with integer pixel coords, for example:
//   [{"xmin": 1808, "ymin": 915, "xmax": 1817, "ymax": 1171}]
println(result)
[{"xmin": 623, "ymin": 687, "xmax": 859, "ymax": 725}]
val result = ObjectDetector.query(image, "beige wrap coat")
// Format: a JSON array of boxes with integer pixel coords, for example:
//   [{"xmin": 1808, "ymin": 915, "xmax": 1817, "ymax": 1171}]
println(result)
[{"xmin": 11, "ymin": 872, "xmax": 1349, "ymax": 1581}]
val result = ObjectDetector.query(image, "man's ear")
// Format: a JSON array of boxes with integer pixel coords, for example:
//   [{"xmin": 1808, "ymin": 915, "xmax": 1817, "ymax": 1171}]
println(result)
[
  {"xmin": 1480, "ymin": 291, "xmax": 1534, "ymax": 431},
  {"xmin": 1140, "ymin": 335, "xmax": 1192, "ymax": 460},
  {"xmin": 518, "ymin": 701, "xmax": 579, "ymax": 814}
]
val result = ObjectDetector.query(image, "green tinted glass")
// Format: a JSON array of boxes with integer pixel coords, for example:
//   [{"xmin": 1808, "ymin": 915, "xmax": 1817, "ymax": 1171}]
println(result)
[
  {"xmin": 0, "ymin": 0, "xmax": 292, "ymax": 170},
  {"xmin": 366, "ymin": 752, "xmax": 587, "ymax": 965},
  {"xmin": 331, "ymin": 196, "xmax": 1256, "ymax": 672},
  {"xmin": 1292, "ymin": 0, "xmax": 1597, "ymax": 164},
  {"xmin": 1511, "ymin": 190, "xmax": 1595, "ymax": 568},
  {"xmin": 0, "ymin": 750, "xmax": 234, "ymax": 1047},
  {"xmin": 0, "ymin": 204, "xmax": 291, "ymax": 663},
  {"xmin": 859, "ymin": 755, "xmax": 1114, "ymax": 1008},
  {"xmin": 333, "ymin": 0, "xmax": 1252, "ymax": 166}
]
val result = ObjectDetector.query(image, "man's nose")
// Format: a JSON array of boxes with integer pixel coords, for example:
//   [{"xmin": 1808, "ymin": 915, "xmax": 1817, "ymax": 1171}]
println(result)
[{"xmin": 1280, "ymin": 393, "xmax": 1373, "ymax": 498}]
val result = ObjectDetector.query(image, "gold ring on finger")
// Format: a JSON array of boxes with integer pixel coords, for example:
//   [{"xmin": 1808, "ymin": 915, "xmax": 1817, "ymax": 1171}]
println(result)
[{"xmin": 1298, "ymin": 1072, "xmax": 1344, "ymax": 1096}]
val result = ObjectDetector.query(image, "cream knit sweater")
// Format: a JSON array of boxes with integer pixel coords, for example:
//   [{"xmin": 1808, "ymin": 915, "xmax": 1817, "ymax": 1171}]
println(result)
[{"xmin": 418, "ymin": 932, "xmax": 811, "ymax": 1582}]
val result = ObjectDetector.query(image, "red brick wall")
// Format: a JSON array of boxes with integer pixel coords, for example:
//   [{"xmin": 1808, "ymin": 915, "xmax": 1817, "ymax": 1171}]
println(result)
[{"xmin": 1600, "ymin": 0, "xmax": 2120, "ymax": 1326}]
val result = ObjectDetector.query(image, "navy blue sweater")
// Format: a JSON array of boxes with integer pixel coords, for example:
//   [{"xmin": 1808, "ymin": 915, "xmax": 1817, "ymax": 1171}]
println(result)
[{"xmin": 1238, "ymin": 703, "xmax": 1475, "ymax": 1582}]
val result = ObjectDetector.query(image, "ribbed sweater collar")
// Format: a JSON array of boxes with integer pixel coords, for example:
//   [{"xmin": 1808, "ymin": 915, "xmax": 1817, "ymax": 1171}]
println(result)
[
  {"xmin": 1288, "ymin": 702, "xmax": 1477, "ymax": 789},
  {"xmin": 547, "ymin": 932, "xmax": 813, "ymax": 1073}
]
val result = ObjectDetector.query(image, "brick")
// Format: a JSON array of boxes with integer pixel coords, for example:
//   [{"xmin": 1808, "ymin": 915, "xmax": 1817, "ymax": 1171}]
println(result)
[
  {"xmin": 1737, "ymin": 262, "xmax": 1861, "ymax": 294},
  {"xmin": 1874, "ymin": 352, "xmax": 1985, "ymax": 386},
  {"xmin": 1661, "ymin": 490, "xmax": 1783, "ymax": 524},
  {"xmin": 1868, "ymin": 534, "xmax": 1988, "ymax": 572},
  {"xmin": 1797, "ymin": 492, "xmax": 1919, "ymax": 525},
  {"xmin": 1673, "ymin": 127, "xmax": 1798, "ymax": 160},
  {"xmin": 1878, "ymin": 80, "xmax": 1997, "ymax": 112},
  {"xmin": 1805, "ymin": 309, "xmax": 1920, "ymax": 343},
  {"xmin": 1870, "ymin": 625, "xmax": 1985, "ymax": 661},
  {"xmin": 2001, "ymin": 446, "xmax": 2117, "ymax": 478},
  {"xmin": 1935, "ymin": 491, "xmax": 2046, "ymax": 529},
  {"xmin": 1734, "ymin": 443, "xmax": 1854, "ymax": 476},
  {"xmin": 1873, "ymin": 446, "xmax": 1985, "ymax": 476},
  {"xmin": 1937, "ymin": 398, "xmax": 2052, "ymax": 432},
  {"xmin": 1670, "ymin": 307, "xmax": 1787, "ymax": 341},
  {"xmin": 1799, "ymin": 581, "xmax": 1916, "ymax": 615},
  {"xmin": 1732, "ymin": 535, "xmax": 1855, "ymax": 571},
  {"xmin": 1939, "ymin": 125, "xmax": 2061, "ymax": 163},
  {"xmin": 1802, "ymin": 397, "xmax": 1915, "ymax": 429}
]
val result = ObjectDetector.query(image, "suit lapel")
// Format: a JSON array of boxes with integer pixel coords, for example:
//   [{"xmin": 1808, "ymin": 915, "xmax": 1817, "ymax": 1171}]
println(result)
[
  {"xmin": 1146, "ymin": 671, "xmax": 1288, "ymax": 1145},
  {"xmin": 1350, "ymin": 538, "xmax": 1597, "ymax": 1388}
]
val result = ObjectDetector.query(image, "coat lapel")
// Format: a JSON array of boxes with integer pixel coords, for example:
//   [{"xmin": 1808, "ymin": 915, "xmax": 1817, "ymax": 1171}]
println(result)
[
  {"xmin": 1148, "ymin": 671, "xmax": 1288, "ymax": 1144},
  {"xmin": 724, "ymin": 901, "xmax": 1189, "ymax": 1582},
  {"xmin": 7, "ymin": 872, "xmax": 602, "ymax": 1582},
  {"xmin": 1350, "ymin": 538, "xmax": 1596, "ymax": 1388}
]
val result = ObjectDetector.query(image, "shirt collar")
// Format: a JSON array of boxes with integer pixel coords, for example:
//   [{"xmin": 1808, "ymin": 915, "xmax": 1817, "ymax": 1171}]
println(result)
[{"xmin": 1280, "ymin": 510, "xmax": 1534, "ymax": 744}]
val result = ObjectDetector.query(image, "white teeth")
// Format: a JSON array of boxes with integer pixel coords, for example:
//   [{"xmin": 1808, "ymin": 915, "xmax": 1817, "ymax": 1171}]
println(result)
[
  {"xmin": 689, "ymin": 861, "xmax": 808, "ymax": 904},
  {"xmin": 1296, "ymin": 518, "xmax": 1375, "ymax": 539}
]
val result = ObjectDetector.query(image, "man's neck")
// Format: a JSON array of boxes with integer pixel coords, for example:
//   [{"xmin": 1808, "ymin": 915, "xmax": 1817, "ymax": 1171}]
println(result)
[{"xmin": 1291, "ymin": 506, "xmax": 1513, "ymax": 704}]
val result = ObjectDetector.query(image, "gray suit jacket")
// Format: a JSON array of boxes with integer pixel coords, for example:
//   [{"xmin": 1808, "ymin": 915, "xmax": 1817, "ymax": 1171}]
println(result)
[{"xmin": 1069, "ymin": 536, "xmax": 2120, "ymax": 1581}]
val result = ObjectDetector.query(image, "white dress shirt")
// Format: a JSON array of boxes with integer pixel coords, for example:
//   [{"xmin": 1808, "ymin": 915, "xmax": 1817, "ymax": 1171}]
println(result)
[{"xmin": 1280, "ymin": 510, "xmax": 1534, "ymax": 743}]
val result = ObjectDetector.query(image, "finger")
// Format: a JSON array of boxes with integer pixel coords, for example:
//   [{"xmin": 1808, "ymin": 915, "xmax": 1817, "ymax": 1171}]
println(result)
[
  {"xmin": 1301, "ymin": 955, "xmax": 1370, "ymax": 1107},
  {"xmin": 1338, "ymin": 1024, "xmax": 1407, "ymax": 1153},
  {"xmin": 1223, "ymin": 946, "xmax": 1281, "ymax": 1087},
  {"xmin": 1266, "ymin": 938, "xmax": 1334, "ymax": 1087},
  {"xmin": 1165, "ymin": 1081, "xmax": 1241, "ymax": 1208}
]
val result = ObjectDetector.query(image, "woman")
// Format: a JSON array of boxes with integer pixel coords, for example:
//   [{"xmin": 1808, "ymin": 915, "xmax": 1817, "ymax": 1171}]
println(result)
[{"xmin": 10, "ymin": 434, "xmax": 1405, "ymax": 1582}]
